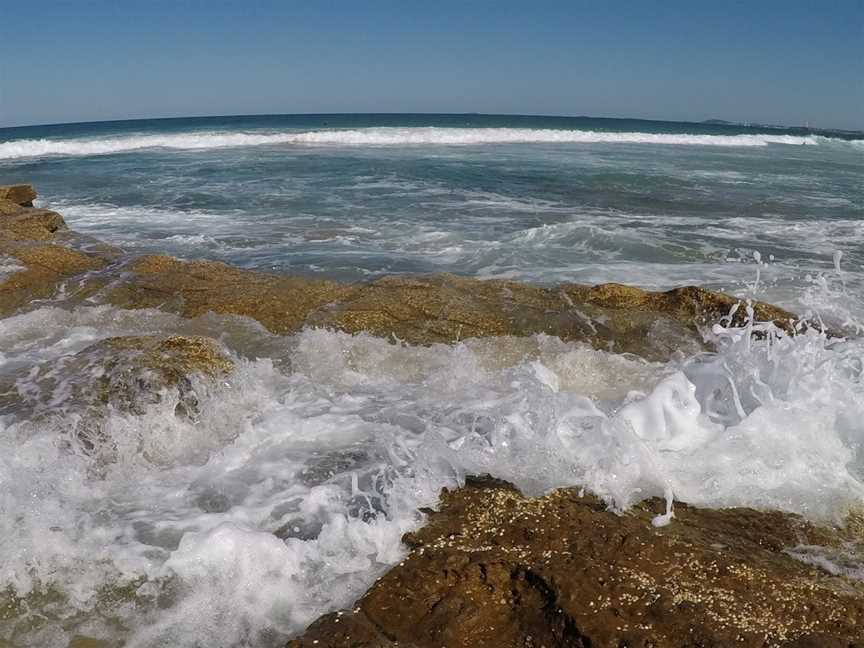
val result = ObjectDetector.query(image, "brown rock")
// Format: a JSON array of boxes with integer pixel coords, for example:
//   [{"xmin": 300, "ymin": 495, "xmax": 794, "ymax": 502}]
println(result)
[
  {"xmin": 0, "ymin": 183, "xmax": 37, "ymax": 206},
  {"xmin": 0, "ymin": 197, "xmax": 110, "ymax": 318},
  {"xmin": 0, "ymin": 207, "xmax": 68, "ymax": 241},
  {"xmin": 308, "ymin": 273, "xmax": 584, "ymax": 343},
  {"xmin": 0, "ymin": 244, "xmax": 107, "ymax": 317},
  {"xmin": 0, "ymin": 197, "xmax": 24, "ymax": 215},
  {"xmin": 63, "ymin": 334, "xmax": 232, "ymax": 419},
  {"xmin": 102, "ymin": 258, "xmax": 798, "ymax": 360},
  {"xmin": 5, "ymin": 335, "xmax": 235, "ymax": 462},
  {"xmin": 0, "ymin": 190, "xmax": 803, "ymax": 359},
  {"xmin": 5, "ymin": 334, "xmax": 233, "ymax": 415},
  {"xmin": 288, "ymin": 478, "xmax": 864, "ymax": 648},
  {"xmin": 568, "ymin": 282, "xmax": 797, "ymax": 332},
  {"xmin": 104, "ymin": 255, "xmax": 352, "ymax": 334},
  {"xmin": 85, "ymin": 334, "xmax": 234, "ymax": 385}
]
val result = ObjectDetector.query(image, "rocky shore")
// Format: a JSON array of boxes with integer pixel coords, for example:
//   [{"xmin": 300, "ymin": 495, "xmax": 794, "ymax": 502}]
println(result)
[
  {"xmin": 1, "ymin": 185, "xmax": 862, "ymax": 647},
  {"xmin": 289, "ymin": 477, "xmax": 864, "ymax": 648},
  {"xmin": 1, "ymin": 185, "xmax": 797, "ymax": 360}
]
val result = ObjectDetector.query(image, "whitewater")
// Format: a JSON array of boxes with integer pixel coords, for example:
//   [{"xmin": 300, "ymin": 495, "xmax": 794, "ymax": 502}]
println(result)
[
  {"xmin": 3, "ymin": 127, "xmax": 858, "ymax": 160},
  {"xmin": 0, "ymin": 114, "xmax": 862, "ymax": 646}
]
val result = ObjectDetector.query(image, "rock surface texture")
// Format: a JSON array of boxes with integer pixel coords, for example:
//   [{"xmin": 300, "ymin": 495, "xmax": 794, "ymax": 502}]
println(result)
[
  {"xmin": 0, "ymin": 184, "xmax": 37, "ymax": 206},
  {"xmin": 1, "ymin": 333, "xmax": 234, "ymax": 465},
  {"xmin": 100, "ymin": 255, "xmax": 797, "ymax": 360},
  {"xmin": 0, "ymin": 185, "xmax": 115, "ymax": 316},
  {"xmin": 287, "ymin": 477, "xmax": 864, "ymax": 648}
]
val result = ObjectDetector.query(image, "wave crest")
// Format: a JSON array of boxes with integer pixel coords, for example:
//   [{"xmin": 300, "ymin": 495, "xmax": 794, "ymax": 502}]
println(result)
[{"xmin": 0, "ymin": 127, "xmax": 849, "ymax": 160}]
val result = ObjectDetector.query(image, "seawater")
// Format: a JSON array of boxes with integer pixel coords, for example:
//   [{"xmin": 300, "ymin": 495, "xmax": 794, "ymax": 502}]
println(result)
[{"xmin": 0, "ymin": 114, "xmax": 862, "ymax": 647}]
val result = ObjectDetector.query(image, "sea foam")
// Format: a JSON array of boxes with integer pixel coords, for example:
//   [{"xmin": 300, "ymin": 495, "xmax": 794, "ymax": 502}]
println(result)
[
  {"xmin": 0, "ymin": 127, "xmax": 848, "ymax": 160},
  {"xmin": 1, "ymin": 295, "xmax": 862, "ymax": 646}
]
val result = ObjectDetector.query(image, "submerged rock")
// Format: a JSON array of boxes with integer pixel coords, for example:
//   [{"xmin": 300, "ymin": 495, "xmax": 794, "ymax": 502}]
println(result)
[
  {"xmin": 566, "ymin": 282, "xmax": 797, "ymax": 332},
  {"xmin": 7, "ymin": 335, "xmax": 233, "ymax": 461},
  {"xmin": 288, "ymin": 477, "xmax": 864, "ymax": 647},
  {"xmin": 70, "ymin": 334, "xmax": 231, "ymax": 419},
  {"xmin": 72, "ymin": 334, "xmax": 234, "ymax": 406}
]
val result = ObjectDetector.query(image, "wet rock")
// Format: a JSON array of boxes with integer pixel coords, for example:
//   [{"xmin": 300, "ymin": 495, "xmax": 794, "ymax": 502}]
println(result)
[
  {"xmin": 0, "ymin": 191, "xmax": 802, "ymax": 359},
  {"xmin": 103, "ymin": 258, "xmax": 798, "ymax": 361},
  {"xmin": 567, "ymin": 282, "xmax": 798, "ymax": 333},
  {"xmin": 312, "ymin": 274, "xmax": 747, "ymax": 356},
  {"xmin": 309, "ymin": 273, "xmax": 594, "ymax": 344},
  {"xmin": 0, "ymin": 207, "xmax": 68, "ymax": 241},
  {"xmin": 0, "ymin": 186, "xmax": 67, "ymax": 241},
  {"xmin": 90, "ymin": 333, "xmax": 232, "ymax": 380},
  {"xmin": 76, "ymin": 335, "xmax": 228, "ymax": 463},
  {"xmin": 0, "ymin": 243, "xmax": 106, "ymax": 316},
  {"xmin": 7, "ymin": 335, "xmax": 234, "ymax": 460},
  {"xmin": 0, "ymin": 183, "xmax": 37, "ymax": 206},
  {"xmin": 66, "ymin": 334, "xmax": 232, "ymax": 415},
  {"xmin": 287, "ymin": 478, "xmax": 864, "ymax": 648},
  {"xmin": 104, "ymin": 255, "xmax": 352, "ymax": 334},
  {"xmin": 0, "ymin": 198, "xmax": 114, "ymax": 317}
]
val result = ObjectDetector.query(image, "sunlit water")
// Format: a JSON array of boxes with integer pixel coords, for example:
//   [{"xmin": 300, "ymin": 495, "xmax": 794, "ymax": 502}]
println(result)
[{"xmin": 0, "ymin": 114, "xmax": 862, "ymax": 646}]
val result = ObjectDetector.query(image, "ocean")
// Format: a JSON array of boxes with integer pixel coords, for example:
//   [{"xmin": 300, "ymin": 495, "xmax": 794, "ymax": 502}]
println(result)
[{"xmin": 0, "ymin": 114, "xmax": 862, "ymax": 646}]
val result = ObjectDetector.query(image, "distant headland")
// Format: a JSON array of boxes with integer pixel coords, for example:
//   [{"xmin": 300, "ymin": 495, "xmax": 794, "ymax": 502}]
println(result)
[{"xmin": 702, "ymin": 118, "xmax": 864, "ymax": 138}]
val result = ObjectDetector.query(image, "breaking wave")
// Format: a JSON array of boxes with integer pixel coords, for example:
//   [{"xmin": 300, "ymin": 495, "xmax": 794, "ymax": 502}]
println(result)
[
  {"xmin": 2, "ymin": 127, "xmax": 855, "ymax": 160},
  {"xmin": 2, "ymin": 294, "xmax": 863, "ymax": 646}
]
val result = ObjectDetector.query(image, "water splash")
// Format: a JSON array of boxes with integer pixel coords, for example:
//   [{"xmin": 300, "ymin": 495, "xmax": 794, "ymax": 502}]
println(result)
[{"xmin": 1, "ymin": 297, "xmax": 862, "ymax": 645}]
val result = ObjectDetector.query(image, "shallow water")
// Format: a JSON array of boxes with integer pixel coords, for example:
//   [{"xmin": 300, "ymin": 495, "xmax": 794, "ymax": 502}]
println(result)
[
  {"xmin": 1, "ymin": 114, "xmax": 862, "ymax": 303},
  {"xmin": 0, "ymin": 114, "xmax": 863, "ymax": 646}
]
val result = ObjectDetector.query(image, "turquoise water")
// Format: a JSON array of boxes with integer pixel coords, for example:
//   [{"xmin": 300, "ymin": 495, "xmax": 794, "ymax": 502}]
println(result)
[
  {"xmin": 1, "ymin": 113, "xmax": 862, "ymax": 309},
  {"xmin": 1, "ymin": 115, "xmax": 863, "ymax": 647}
]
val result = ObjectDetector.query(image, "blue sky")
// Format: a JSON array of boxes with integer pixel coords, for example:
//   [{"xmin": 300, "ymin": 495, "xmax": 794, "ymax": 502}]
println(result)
[{"xmin": 1, "ymin": 0, "xmax": 862, "ymax": 129}]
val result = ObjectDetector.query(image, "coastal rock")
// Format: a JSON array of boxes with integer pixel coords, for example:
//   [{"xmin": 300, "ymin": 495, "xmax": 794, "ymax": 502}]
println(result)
[
  {"xmin": 317, "ymin": 273, "xmax": 797, "ymax": 353},
  {"xmin": 66, "ymin": 334, "xmax": 232, "ymax": 417},
  {"xmin": 6, "ymin": 335, "xmax": 235, "ymax": 461},
  {"xmin": 0, "ymin": 197, "xmax": 24, "ymax": 215},
  {"xmin": 0, "ymin": 183, "xmax": 37, "ymax": 206},
  {"xmin": 0, "ymin": 206, "xmax": 68, "ymax": 240},
  {"xmin": 288, "ymin": 478, "xmax": 864, "ymax": 648},
  {"xmin": 0, "ymin": 198, "xmax": 114, "ymax": 317},
  {"xmin": 80, "ymin": 334, "xmax": 234, "ymax": 388},
  {"xmin": 104, "ymin": 254, "xmax": 352, "ymax": 333},
  {"xmin": 0, "ymin": 243, "xmax": 106, "ymax": 316},
  {"xmin": 0, "ymin": 192, "xmax": 802, "ymax": 358},
  {"xmin": 104, "ymin": 257, "xmax": 798, "ymax": 360},
  {"xmin": 568, "ymin": 282, "xmax": 797, "ymax": 332},
  {"xmin": 5, "ymin": 334, "xmax": 233, "ymax": 416}
]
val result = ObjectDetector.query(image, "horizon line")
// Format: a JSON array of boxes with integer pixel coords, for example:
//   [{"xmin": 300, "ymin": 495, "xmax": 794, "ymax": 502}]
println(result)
[
  {"xmin": 0, "ymin": 111, "xmax": 852, "ymax": 135},
  {"xmin": 2, "ymin": 111, "xmax": 858, "ymax": 135}
]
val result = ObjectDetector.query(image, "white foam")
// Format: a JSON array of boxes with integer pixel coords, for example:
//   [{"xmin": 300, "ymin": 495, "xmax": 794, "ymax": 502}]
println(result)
[
  {"xmin": 0, "ymin": 255, "xmax": 23, "ymax": 283},
  {"xmin": 1, "ymin": 297, "xmax": 863, "ymax": 645},
  {"xmin": 0, "ymin": 127, "xmax": 845, "ymax": 160}
]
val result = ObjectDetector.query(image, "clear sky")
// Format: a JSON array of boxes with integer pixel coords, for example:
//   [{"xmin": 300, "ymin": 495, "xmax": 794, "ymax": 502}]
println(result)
[{"xmin": 1, "ymin": 0, "xmax": 862, "ymax": 130}]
